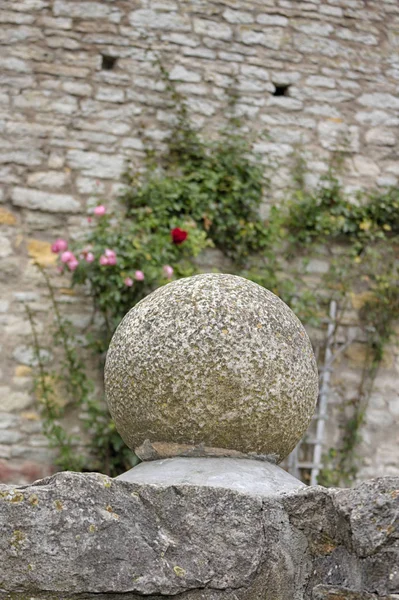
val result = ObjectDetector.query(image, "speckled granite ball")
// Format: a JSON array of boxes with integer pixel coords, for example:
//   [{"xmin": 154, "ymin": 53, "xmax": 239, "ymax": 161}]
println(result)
[{"xmin": 105, "ymin": 274, "xmax": 318, "ymax": 462}]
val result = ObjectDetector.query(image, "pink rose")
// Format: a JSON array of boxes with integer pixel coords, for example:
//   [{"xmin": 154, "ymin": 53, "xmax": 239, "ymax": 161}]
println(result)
[
  {"xmin": 124, "ymin": 277, "xmax": 134, "ymax": 287},
  {"xmin": 135, "ymin": 270, "xmax": 145, "ymax": 281},
  {"xmin": 51, "ymin": 238, "xmax": 68, "ymax": 253},
  {"xmin": 67, "ymin": 259, "xmax": 79, "ymax": 271},
  {"xmin": 163, "ymin": 265, "xmax": 174, "ymax": 279},
  {"xmin": 94, "ymin": 205, "xmax": 106, "ymax": 216},
  {"xmin": 61, "ymin": 251, "xmax": 75, "ymax": 264},
  {"xmin": 105, "ymin": 249, "xmax": 116, "ymax": 259},
  {"xmin": 99, "ymin": 255, "xmax": 108, "ymax": 266},
  {"xmin": 107, "ymin": 254, "xmax": 117, "ymax": 265},
  {"xmin": 85, "ymin": 252, "xmax": 95, "ymax": 263}
]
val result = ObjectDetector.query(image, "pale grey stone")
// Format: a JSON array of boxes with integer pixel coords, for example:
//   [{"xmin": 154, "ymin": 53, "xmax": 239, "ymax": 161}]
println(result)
[
  {"xmin": 239, "ymin": 28, "xmax": 283, "ymax": 49},
  {"xmin": 0, "ymin": 236, "xmax": 12, "ymax": 258},
  {"xmin": 365, "ymin": 128, "xmax": 396, "ymax": 146},
  {"xmin": 353, "ymin": 156, "xmax": 380, "ymax": 177},
  {"xmin": 11, "ymin": 187, "xmax": 80, "ymax": 212},
  {"xmin": 0, "ymin": 150, "xmax": 44, "ymax": 166},
  {"xmin": 293, "ymin": 21, "xmax": 334, "ymax": 36},
  {"xmin": 117, "ymin": 457, "xmax": 306, "ymax": 497},
  {"xmin": 306, "ymin": 75, "xmax": 336, "ymax": 88},
  {"xmin": 355, "ymin": 110, "xmax": 399, "ymax": 126},
  {"xmin": 26, "ymin": 171, "xmax": 69, "ymax": 188},
  {"xmin": 105, "ymin": 274, "xmax": 318, "ymax": 462},
  {"xmin": 267, "ymin": 96, "xmax": 303, "ymax": 110},
  {"xmin": 319, "ymin": 4, "xmax": 343, "ymax": 16},
  {"xmin": 0, "ymin": 413, "xmax": 19, "ymax": 429},
  {"xmin": 241, "ymin": 64, "xmax": 270, "ymax": 81},
  {"xmin": 12, "ymin": 345, "xmax": 51, "ymax": 367},
  {"xmin": 336, "ymin": 27, "xmax": 378, "ymax": 45},
  {"xmin": 169, "ymin": 65, "xmax": 201, "ymax": 83},
  {"xmin": 95, "ymin": 87, "xmax": 125, "ymax": 103},
  {"xmin": 223, "ymin": 9, "xmax": 254, "ymax": 24},
  {"xmin": 0, "ymin": 387, "xmax": 32, "ymax": 412},
  {"xmin": 193, "ymin": 19, "xmax": 232, "ymax": 40},
  {"xmin": 0, "ymin": 473, "xmax": 398, "ymax": 599},
  {"xmin": 62, "ymin": 81, "xmax": 92, "ymax": 96},
  {"xmin": 377, "ymin": 175, "xmax": 398, "ymax": 187},
  {"xmin": 53, "ymin": 0, "xmax": 122, "ymax": 21},
  {"xmin": 0, "ymin": 429, "xmax": 24, "ymax": 444},
  {"xmin": 256, "ymin": 14, "xmax": 288, "ymax": 26},
  {"xmin": 36, "ymin": 15, "xmax": 72, "ymax": 29},
  {"xmin": 318, "ymin": 122, "xmax": 359, "ymax": 152},
  {"xmin": 66, "ymin": 150, "xmax": 125, "ymax": 179},
  {"xmin": 358, "ymin": 93, "xmax": 399, "ymax": 110},
  {"xmin": 129, "ymin": 9, "xmax": 190, "ymax": 31}
]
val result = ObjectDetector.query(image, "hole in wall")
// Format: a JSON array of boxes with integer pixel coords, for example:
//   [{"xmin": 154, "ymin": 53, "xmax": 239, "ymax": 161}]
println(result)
[
  {"xmin": 101, "ymin": 55, "xmax": 117, "ymax": 70},
  {"xmin": 273, "ymin": 84, "xmax": 290, "ymax": 97}
]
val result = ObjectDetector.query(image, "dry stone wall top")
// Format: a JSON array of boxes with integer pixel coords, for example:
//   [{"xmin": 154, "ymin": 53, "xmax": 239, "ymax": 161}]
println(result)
[{"xmin": 1, "ymin": 0, "xmax": 399, "ymax": 483}]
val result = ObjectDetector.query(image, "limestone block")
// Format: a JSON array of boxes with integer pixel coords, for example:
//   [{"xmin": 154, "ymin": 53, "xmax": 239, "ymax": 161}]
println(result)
[
  {"xmin": 256, "ymin": 14, "xmax": 288, "ymax": 26},
  {"xmin": 0, "ymin": 387, "xmax": 32, "ymax": 412},
  {"xmin": 358, "ymin": 93, "xmax": 399, "ymax": 110},
  {"xmin": 12, "ymin": 187, "xmax": 80, "ymax": 212},
  {"xmin": 105, "ymin": 274, "xmax": 318, "ymax": 462},
  {"xmin": 169, "ymin": 65, "xmax": 202, "ymax": 83},
  {"xmin": 53, "ymin": 0, "xmax": 122, "ymax": 21},
  {"xmin": 129, "ymin": 9, "xmax": 190, "ymax": 31},
  {"xmin": 0, "ymin": 473, "xmax": 398, "ymax": 599},
  {"xmin": 26, "ymin": 171, "xmax": 69, "ymax": 188},
  {"xmin": 193, "ymin": 19, "xmax": 233, "ymax": 40},
  {"xmin": 223, "ymin": 9, "xmax": 254, "ymax": 24},
  {"xmin": 0, "ymin": 235, "xmax": 12, "ymax": 258},
  {"xmin": 365, "ymin": 128, "xmax": 396, "ymax": 146},
  {"xmin": 66, "ymin": 150, "xmax": 125, "ymax": 179}
]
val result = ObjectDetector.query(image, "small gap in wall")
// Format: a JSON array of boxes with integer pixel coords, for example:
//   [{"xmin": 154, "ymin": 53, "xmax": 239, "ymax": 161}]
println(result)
[
  {"xmin": 101, "ymin": 55, "xmax": 117, "ymax": 70},
  {"xmin": 273, "ymin": 84, "xmax": 290, "ymax": 97}
]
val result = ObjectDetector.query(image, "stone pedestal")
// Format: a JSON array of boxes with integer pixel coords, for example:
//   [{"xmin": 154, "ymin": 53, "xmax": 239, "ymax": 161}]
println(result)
[{"xmin": 117, "ymin": 456, "xmax": 305, "ymax": 497}]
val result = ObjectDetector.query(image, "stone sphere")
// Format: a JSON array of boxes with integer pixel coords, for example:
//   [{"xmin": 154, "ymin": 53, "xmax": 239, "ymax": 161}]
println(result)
[{"xmin": 105, "ymin": 274, "xmax": 318, "ymax": 462}]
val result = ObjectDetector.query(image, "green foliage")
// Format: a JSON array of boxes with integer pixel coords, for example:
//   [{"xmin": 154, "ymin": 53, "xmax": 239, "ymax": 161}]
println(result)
[{"xmin": 71, "ymin": 209, "xmax": 208, "ymax": 341}]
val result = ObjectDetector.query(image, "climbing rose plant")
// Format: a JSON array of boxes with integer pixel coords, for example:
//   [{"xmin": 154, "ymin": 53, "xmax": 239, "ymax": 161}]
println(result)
[{"xmin": 52, "ymin": 204, "xmax": 207, "ymax": 342}]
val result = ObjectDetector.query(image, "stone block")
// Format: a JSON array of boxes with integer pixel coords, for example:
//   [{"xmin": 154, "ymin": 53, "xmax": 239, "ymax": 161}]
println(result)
[
  {"xmin": 0, "ymin": 387, "xmax": 32, "ymax": 413},
  {"xmin": 169, "ymin": 65, "xmax": 201, "ymax": 82},
  {"xmin": 27, "ymin": 171, "xmax": 69, "ymax": 189},
  {"xmin": 0, "ymin": 207, "xmax": 16, "ymax": 226},
  {"xmin": 193, "ymin": 18, "xmax": 233, "ymax": 40},
  {"xmin": 12, "ymin": 187, "xmax": 80, "ymax": 213},
  {"xmin": 26, "ymin": 239, "xmax": 57, "ymax": 267},
  {"xmin": 223, "ymin": 9, "xmax": 254, "ymax": 24},
  {"xmin": 129, "ymin": 9, "xmax": 190, "ymax": 31},
  {"xmin": 0, "ymin": 473, "xmax": 398, "ymax": 598},
  {"xmin": 53, "ymin": 0, "xmax": 121, "ymax": 21},
  {"xmin": 66, "ymin": 150, "xmax": 125, "ymax": 179}
]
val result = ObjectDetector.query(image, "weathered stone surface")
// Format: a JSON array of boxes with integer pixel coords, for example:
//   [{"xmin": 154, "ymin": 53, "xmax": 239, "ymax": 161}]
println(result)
[
  {"xmin": 11, "ymin": 187, "xmax": 80, "ymax": 213},
  {"xmin": 0, "ymin": 473, "xmax": 397, "ymax": 600},
  {"xmin": 117, "ymin": 457, "xmax": 306, "ymax": 496},
  {"xmin": 105, "ymin": 274, "xmax": 318, "ymax": 462}
]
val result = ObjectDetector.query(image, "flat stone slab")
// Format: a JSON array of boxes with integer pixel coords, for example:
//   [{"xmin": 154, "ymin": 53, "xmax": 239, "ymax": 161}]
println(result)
[{"xmin": 116, "ymin": 457, "xmax": 306, "ymax": 497}]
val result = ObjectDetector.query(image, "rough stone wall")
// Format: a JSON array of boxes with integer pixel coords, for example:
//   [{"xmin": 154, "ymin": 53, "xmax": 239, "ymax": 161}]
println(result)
[
  {"xmin": 0, "ymin": 471, "xmax": 398, "ymax": 599},
  {"xmin": 1, "ymin": 0, "xmax": 399, "ymax": 483}
]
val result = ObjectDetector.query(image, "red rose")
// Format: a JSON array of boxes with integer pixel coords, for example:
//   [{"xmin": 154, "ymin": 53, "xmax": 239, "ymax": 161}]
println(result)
[{"xmin": 171, "ymin": 227, "xmax": 188, "ymax": 245}]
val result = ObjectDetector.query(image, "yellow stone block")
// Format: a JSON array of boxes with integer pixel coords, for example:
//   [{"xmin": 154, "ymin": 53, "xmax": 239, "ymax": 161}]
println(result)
[
  {"xmin": 350, "ymin": 291, "xmax": 375, "ymax": 310},
  {"xmin": 15, "ymin": 365, "xmax": 32, "ymax": 378},
  {"xmin": 20, "ymin": 411, "xmax": 40, "ymax": 421},
  {"xmin": 0, "ymin": 207, "xmax": 17, "ymax": 226},
  {"xmin": 27, "ymin": 239, "xmax": 57, "ymax": 267}
]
